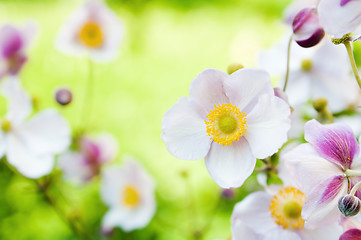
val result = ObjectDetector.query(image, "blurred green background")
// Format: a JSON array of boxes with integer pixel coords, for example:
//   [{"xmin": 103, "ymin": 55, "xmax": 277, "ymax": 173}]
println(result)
[{"xmin": 0, "ymin": 0, "xmax": 292, "ymax": 239}]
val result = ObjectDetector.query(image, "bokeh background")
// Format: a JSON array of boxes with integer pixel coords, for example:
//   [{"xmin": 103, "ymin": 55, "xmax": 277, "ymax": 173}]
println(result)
[{"xmin": 0, "ymin": 0, "xmax": 294, "ymax": 239}]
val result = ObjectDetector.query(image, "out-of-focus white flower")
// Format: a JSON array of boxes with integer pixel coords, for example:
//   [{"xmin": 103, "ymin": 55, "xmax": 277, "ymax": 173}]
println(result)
[
  {"xmin": 101, "ymin": 158, "xmax": 156, "ymax": 232},
  {"xmin": 59, "ymin": 133, "xmax": 118, "ymax": 184},
  {"xmin": 283, "ymin": 0, "xmax": 319, "ymax": 24},
  {"xmin": 259, "ymin": 36, "xmax": 359, "ymax": 112},
  {"xmin": 318, "ymin": 0, "xmax": 361, "ymax": 38},
  {"xmin": 161, "ymin": 68, "xmax": 291, "ymax": 188},
  {"xmin": 55, "ymin": 0, "xmax": 124, "ymax": 62},
  {"xmin": 0, "ymin": 78, "xmax": 71, "ymax": 178},
  {"xmin": 0, "ymin": 23, "xmax": 36, "ymax": 78}
]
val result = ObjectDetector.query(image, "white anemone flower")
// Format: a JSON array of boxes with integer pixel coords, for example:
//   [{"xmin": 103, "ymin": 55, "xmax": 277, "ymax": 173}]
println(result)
[
  {"xmin": 55, "ymin": 0, "xmax": 124, "ymax": 62},
  {"xmin": 0, "ymin": 78, "xmax": 71, "ymax": 178},
  {"xmin": 101, "ymin": 158, "xmax": 156, "ymax": 232},
  {"xmin": 161, "ymin": 68, "xmax": 291, "ymax": 188},
  {"xmin": 259, "ymin": 36, "xmax": 359, "ymax": 112}
]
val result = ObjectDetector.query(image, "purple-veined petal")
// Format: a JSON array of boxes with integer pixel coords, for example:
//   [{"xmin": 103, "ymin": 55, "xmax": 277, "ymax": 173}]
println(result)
[
  {"xmin": 284, "ymin": 143, "xmax": 344, "ymax": 193},
  {"xmin": 0, "ymin": 25, "xmax": 23, "ymax": 58},
  {"xmin": 224, "ymin": 68, "xmax": 274, "ymax": 113},
  {"xmin": 161, "ymin": 97, "xmax": 211, "ymax": 160},
  {"xmin": 340, "ymin": 229, "xmax": 361, "ymax": 240},
  {"xmin": 189, "ymin": 68, "xmax": 229, "ymax": 118},
  {"xmin": 305, "ymin": 119, "xmax": 359, "ymax": 170},
  {"xmin": 231, "ymin": 191, "xmax": 278, "ymax": 235},
  {"xmin": 205, "ymin": 138, "xmax": 255, "ymax": 188},
  {"xmin": 17, "ymin": 109, "xmax": 71, "ymax": 155},
  {"xmin": 245, "ymin": 94, "xmax": 291, "ymax": 159},
  {"xmin": 302, "ymin": 175, "xmax": 347, "ymax": 228}
]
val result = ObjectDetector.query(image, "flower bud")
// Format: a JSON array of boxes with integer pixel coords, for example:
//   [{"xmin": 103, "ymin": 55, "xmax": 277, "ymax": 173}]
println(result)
[
  {"xmin": 338, "ymin": 194, "xmax": 361, "ymax": 217},
  {"xmin": 312, "ymin": 98, "xmax": 328, "ymax": 112},
  {"xmin": 227, "ymin": 63, "xmax": 244, "ymax": 75},
  {"xmin": 221, "ymin": 189, "xmax": 235, "ymax": 199},
  {"xmin": 292, "ymin": 8, "xmax": 325, "ymax": 48},
  {"xmin": 55, "ymin": 88, "xmax": 72, "ymax": 106}
]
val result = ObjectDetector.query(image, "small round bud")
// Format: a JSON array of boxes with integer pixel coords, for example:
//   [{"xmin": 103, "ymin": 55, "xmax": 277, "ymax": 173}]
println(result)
[
  {"xmin": 312, "ymin": 98, "xmax": 328, "ymax": 112},
  {"xmin": 55, "ymin": 88, "xmax": 72, "ymax": 106},
  {"xmin": 221, "ymin": 189, "xmax": 235, "ymax": 199},
  {"xmin": 338, "ymin": 194, "xmax": 361, "ymax": 217},
  {"xmin": 227, "ymin": 63, "xmax": 244, "ymax": 75},
  {"xmin": 292, "ymin": 8, "xmax": 325, "ymax": 48}
]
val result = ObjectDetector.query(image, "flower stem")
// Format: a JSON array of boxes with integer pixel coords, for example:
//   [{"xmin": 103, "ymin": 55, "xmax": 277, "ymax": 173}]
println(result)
[
  {"xmin": 350, "ymin": 181, "xmax": 361, "ymax": 196},
  {"xmin": 79, "ymin": 59, "xmax": 94, "ymax": 130},
  {"xmin": 344, "ymin": 41, "xmax": 361, "ymax": 89},
  {"xmin": 283, "ymin": 34, "xmax": 293, "ymax": 92}
]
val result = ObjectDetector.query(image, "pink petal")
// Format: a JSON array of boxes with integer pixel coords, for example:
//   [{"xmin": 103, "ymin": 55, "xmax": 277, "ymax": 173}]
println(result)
[
  {"xmin": 340, "ymin": 229, "xmax": 361, "ymax": 240},
  {"xmin": 304, "ymin": 119, "xmax": 359, "ymax": 170}
]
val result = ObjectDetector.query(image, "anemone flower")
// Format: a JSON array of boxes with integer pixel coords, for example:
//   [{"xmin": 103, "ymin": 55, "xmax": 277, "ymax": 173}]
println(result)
[
  {"xmin": 55, "ymin": 0, "xmax": 124, "ymax": 62},
  {"xmin": 0, "ymin": 77, "xmax": 70, "ymax": 178},
  {"xmin": 285, "ymin": 119, "xmax": 361, "ymax": 228},
  {"xmin": 161, "ymin": 68, "xmax": 291, "ymax": 188},
  {"xmin": 101, "ymin": 158, "xmax": 156, "ymax": 232}
]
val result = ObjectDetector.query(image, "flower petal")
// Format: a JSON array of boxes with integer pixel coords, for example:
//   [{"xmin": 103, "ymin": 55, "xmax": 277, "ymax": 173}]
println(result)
[
  {"xmin": 300, "ymin": 222, "xmax": 343, "ymax": 240},
  {"xmin": 224, "ymin": 68, "xmax": 274, "ymax": 113},
  {"xmin": 304, "ymin": 119, "xmax": 359, "ymax": 170},
  {"xmin": 264, "ymin": 229, "xmax": 301, "ymax": 240},
  {"xmin": 245, "ymin": 94, "xmax": 291, "ymax": 159},
  {"xmin": 340, "ymin": 229, "xmax": 361, "ymax": 240},
  {"xmin": 7, "ymin": 132, "xmax": 54, "ymax": 178},
  {"xmin": 284, "ymin": 143, "xmax": 344, "ymax": 193},
  {"xmin": 231, "ymin": 220, "xmax": 260, "ymax": 240},
  {"xmin": 189, "ymin": 68, "xmax": 229, "ymax": 118},
  {"xmin": 302, "ymin": 175, "xmax": 347, "ymax": 228},
  {"xmin": 161, "ymin": 97, "xmax": 211, "ymax": 160},
  {"xmin": 18, "ymin": 109, "xmax": 71, "ymax": 155},
  {"xmin": 205, "ymin": 138, "xmax": 255, "ymax": 188},
  {"xmin": 1, "ymin": 77, "xmax": 32, "ymax": 125},
  {"xmin": 318, "ymin": 0, "xmax": 361, "ymax": 37},
  {"xmin": 58, "ymin": 152, "xmax": 92, "ymax": 184},
  {"xmin": 231, "ymin": 191, "xmax": 278, "ymax": 234}
]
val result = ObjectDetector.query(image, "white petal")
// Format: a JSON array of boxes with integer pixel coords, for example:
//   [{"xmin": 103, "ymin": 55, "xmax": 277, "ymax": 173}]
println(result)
[
  {"xmin": 205, "ymin": 139, "xmax": 255, "ymax": 188},
  {"xmin": 245, "ymin": 94, "xmax": 291, "ymax": 159},
  {"xmin": 92, "ymin": 133, "xmax": 118, "ymax": 164},
  {"xmin": 188, "ymin": 68, "xmax": 229, "ymax": 118},
  {"xmin": 101, "ymin": 166, "xmax": 127, "ymax": 207},
  {"xmin": 102, "ymin": 208, "xmax": 128, "ymax": 230},
  {"xmin": 0, "ymin": 131, "xmax": 7, "ymax": 159},
  {"xmin": 7, "ymin": 132, "xmax": 54, "ymax": 178},
  {"xmin": 58, "ymin": 152, "xmax": 92, "ymax": 184},
  {"xmin": 224, "ymin": 68, "xmax": 274, "ymax": 113},
  {"xmin": 231, "ymin": 220, "xmax": 260, "ymax": 240},
  {"xmin": 18, "ymin": 109, "xmax": 71, "ymax": 155},
  {"xmin": 283, "ymin": 143, "xmax": 344, "ymax": 193},
  {"xmin": 1, "ymin": 77, "xmax": 32, "ymax": 125},
  {"xmin": 264, "ymin": 229, "xmax": 301, "ymax": 240},
  {"xmin": 231, "ymin": 191, "xmax": 278, "ymax": 234},
  {"xmin": 161, "ymin": 97, "xmax": 211, "ymax": 160},
  {"xmin": 300, "ymin": 223, "xmax": 343, "ymax": 240}
]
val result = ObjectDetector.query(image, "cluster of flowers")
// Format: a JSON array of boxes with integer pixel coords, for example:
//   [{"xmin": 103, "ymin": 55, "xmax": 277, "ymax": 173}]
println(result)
[
  {"xmin": 0, "ymin": 0, "xmax": 155, "ymax": 235},
  {"xmin": 161, "ymin": 0, "xmax": 361, "ymax": 239}
]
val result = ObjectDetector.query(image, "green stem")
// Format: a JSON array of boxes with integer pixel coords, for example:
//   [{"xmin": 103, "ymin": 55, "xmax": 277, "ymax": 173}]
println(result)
[
  {"xmin": 350, "ymin": 181, "xmax": 361, "ymax": 196},
  {"xmin": 283, "ymin": 34, "xmax": 293, "ymax": 92},
  {"xmin": 345, "ymin": 169, "xmax": 361, "ymax": 177},
  {"xmin": 344, "ymin": 41, "xmax": 361, "ymax": 89},
  {"xmin": 79, "ymin": 59, "xmax": 94, "ymax": 130}
]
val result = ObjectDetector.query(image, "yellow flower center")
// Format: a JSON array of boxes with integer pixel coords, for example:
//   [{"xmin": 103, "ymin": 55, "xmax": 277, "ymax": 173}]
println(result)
[
  {"xmin": 122, "ymin": 185, "xmax": 140, "ymax": 208},
  {"xmin": 205, "ymin": 103, "xmax": 247, "ymax": 146},
  {"xmin": 269, "ymin": 186, "xmax": 306, "ymax": 230},
  {"xmin": 1, "ymin": 119, "xmax": 11, "ymax": 132},
  {"xmin": 78, "ymin": 21, "xmax": 104, "ymax": 48},
  {"xmin": 301, "ymin": 59, "xmax": 312, "ymax": 71}
]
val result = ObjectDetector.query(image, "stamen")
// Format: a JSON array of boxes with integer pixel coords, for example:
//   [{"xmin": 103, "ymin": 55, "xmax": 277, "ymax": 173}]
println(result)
[
  {"xmin": 122, "ymin": 185, "xmax": 140, "ymax": 208},
  {"xmin": 205, "ymin": 103, "xmax": 247, "ymax": 146},
  {"xmin": 78, "ymin": 21, "xmax": 104, "ymax": 48}
]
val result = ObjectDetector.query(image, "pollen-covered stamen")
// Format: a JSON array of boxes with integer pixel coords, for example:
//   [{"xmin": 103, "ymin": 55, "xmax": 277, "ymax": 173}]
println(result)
[
  {"xmin": 78, "ymin": 21, "xmax": 104, "ymax": 48},
  {"xmin": 205, "ymin": 103, "xmax": 247, "ymax": 146},
  {"xmin": 301, "ymin": 59, "xmax": 312, "ymax": 71},
  {"xmin": 122, "ymin": 185, "xmax": 140, "ymax": 208},
  {"xmin": 269, "ymin": 186, "xmax": 306, "ymax": 230}
]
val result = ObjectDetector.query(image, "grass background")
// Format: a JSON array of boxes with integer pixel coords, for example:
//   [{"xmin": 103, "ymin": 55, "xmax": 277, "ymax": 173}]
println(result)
[{"xmin": 0, "ymin": 0, "xmax": 292, "ymax": 239}]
